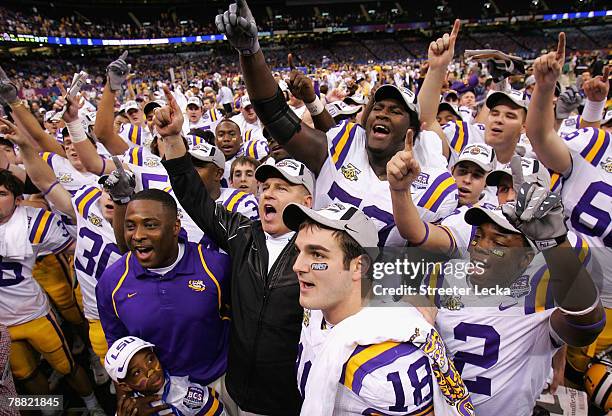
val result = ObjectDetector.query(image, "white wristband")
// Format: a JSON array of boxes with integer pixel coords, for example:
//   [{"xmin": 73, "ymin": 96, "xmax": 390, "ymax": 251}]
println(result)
[
  {"xmin": 581, "ymin": 99, "xmax": 605, "ymax": 123},
  {"xmin": 65, "ymin": 119, "xmax": 88, "ymax": 143},
  {"xmin": 558, "ymin": 288, "xmax": 600, "ymax": 316},
  {"xmin": 305, "ymin": 96, "xmax": 324, "ymax": 116}
]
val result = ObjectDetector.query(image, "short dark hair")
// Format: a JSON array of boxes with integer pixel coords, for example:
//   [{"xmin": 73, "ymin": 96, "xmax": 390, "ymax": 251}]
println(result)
[
  {"xmin": 130, "ymin": 189, "xmax": 177, "ymax": 218},
  {"xmin": 0, "ymin": 170, "xmax": 24, "ymax": 198},
  {"xmin": 299, "ymin": 219, "xmax": 366, "ymax": 270},
  {"xmin": 230, "ymin": 156, "xmax": 260, "ymax": 178}
]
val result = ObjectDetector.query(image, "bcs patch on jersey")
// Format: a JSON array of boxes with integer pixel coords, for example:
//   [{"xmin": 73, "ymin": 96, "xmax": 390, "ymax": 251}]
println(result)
[
  {"xmin": 144, "ymin": 157, "xmax": 160, "ymax": 168},
  {"xmin": 340, "ymin": 163, "xmax": 361, "ymax": 181},
  {"xmin": 88, "ymin": 213, "xmax": 103, "ymax": 227},
  {"xmin": 413, "ymin": 172, "xmax": 430, "ymax": 190},
  {"xmin": 188, "ymin": 280, "xmax": 206, "ymax": 292},
  {"xmin": 58, "ymin": 172, "xmax": 74, "ymax": 184},
  {"xmin": 183, "ymin": 386, "xmax": 205, "ymax": 409},
  {"xmin": 509, "ymin": 274, "xmax": 530, "ymax": 298},
  {"xmin": 564, "ymin": 118, "xmax": 575, "ymax": 126},
  {"xmin": 600, "ymin": 157, "xmax": 612, "ymax": 173}
]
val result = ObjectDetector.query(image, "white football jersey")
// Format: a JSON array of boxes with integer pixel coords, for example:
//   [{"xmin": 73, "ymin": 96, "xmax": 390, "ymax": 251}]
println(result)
[
  {"xmin": 182, "ymin": 117, "xmax": 209, "ymax": 136},
  {"xmin": 118, "ymin": 123, "xmax": 153, "ymax": 150},
  {"xmin": 558, "ymin": 127, "xmax": 612, "ymax": 306},
  {"xmin": 297, "ymin": 309, "xmax": 434, "ymax": 415},
  {"xmin": 242, "ymin": 129, "xmax": 269, "ymax": 161},
  {"xmin": 201, "ymin": 109, "xmax": 224, "ymax": 132},
  {"xmin": 439, "ymin": 202, "xmax": 499, "ymax": 259},
  {"xmin": 218, "ymin": 188, "xmax": 259, "ymax": 221},
  {"xmin": 230, "ymin": 113, "xmax": 262, "ymax": 135},
  {"xmin": 40, "ymin": 151, "xmax": 99, "ymax": 194},
  {"xmin": 316, "ymin": 121, "xmax": 458, "ymax": 246},
  {"xmin": 441, "ymin": 120, "xmax": 486, "ymax": 168},
  {"xmin": 0, "ymin": 206, "xmax": 73, "ymax": 326},
  {"xmin": 70, "ymin": 186, "xmax": 122, "ymax": 320},
  {"xmin": 557, "ymin": 115, "xmax": 583, "ymax": 139},
  {"xmin": 428, "ymin": 232, "xmax": 589, "ymax": 416}
]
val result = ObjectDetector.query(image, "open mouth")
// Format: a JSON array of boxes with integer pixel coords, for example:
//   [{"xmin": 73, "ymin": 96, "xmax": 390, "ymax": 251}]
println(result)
[
  {"xmin": 238, "ymin": 184, "xmax": 250, "ymax": 190},
  {"xmin": 133, "ymin": 246, "xmax": 154, "ymax": 261},
  {"xmin": 372, "ymin": 124, "xmax": 390, "ymax": 134},
  {"xmin": 299, "ymin": 279, "xmax": 315, "ymax": 291},
  {"xmin": 490, "ymin": 127, "xmax": 503, "ymax": 134},
  {"xmin": 104, "ymin": 203, "xmax": 114, "ymax": 210},
  {"xmin": 458, "ymin": 187, "xmax": 471, "ymax": 197},
  {"xmin": 263, "ymin": 204, "xmax": 277, "ymax": 221}
]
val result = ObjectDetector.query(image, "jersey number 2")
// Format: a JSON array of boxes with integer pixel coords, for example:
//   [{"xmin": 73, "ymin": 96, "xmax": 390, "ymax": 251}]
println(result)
[{"xmin": 453, "ymin": 322, "xmax": 500, "ymax": 396}]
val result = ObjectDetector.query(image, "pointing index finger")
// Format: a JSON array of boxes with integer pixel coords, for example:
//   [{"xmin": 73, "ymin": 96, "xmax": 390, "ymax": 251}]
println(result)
[
  {"xmin": 510, "ymin": 154, "xmax": 524, "ymax": 193},
  {"xmin": 404, "ymin": 129, "xmax": 414, "ymax": 152},
  {"xmin": 112, "ymin": 156, "xmax": 126, "ymax": 174},
  {"xmin": 450, "ymin": 19, "xmax": 461, "ymax": 38},
  {"xmin": 288, "ymin": 53, "xmax": 295, "ymax": 70},
  {"xmin": 162, "ymin": 85, "xmax": 178, "ymax": 111},
  {"xmin": 556, "ymin": 32, "xmax": 565, "ymax": 60},
  {"xmin": 118, "ymin": 50, "xmax": 128, "ymax": 61}
]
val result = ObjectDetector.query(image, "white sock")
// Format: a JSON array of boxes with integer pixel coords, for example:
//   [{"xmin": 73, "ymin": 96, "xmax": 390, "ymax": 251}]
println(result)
[{"xmin": 81, "ymin": 392, "xmax": 99, "ymax": 409}]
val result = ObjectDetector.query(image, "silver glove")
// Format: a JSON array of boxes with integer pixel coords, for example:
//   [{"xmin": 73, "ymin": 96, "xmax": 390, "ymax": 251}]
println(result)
[
  {"xmin": 215, "ymin": 0, "xmax": 260, "ymax": 56},
  {"xmin": 106, "ymin": 51, "xmax": 130, "ymax": 92}
]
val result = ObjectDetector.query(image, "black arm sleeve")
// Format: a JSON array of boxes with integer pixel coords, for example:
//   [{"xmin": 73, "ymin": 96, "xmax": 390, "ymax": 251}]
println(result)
[{"xmin": 162, "ymin": 154, "xmax": 253, "ymax": 254}]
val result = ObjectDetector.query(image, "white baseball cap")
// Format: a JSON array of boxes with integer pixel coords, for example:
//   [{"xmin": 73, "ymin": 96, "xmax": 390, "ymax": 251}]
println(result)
[
  {"xmin": 486, "ymin": 90, "xmax": 529, "ymax": 111},
  {"xmin": 438, "ymin": 102, "xmax": 462, "ymax": 120},
  {"xmin": 189, "ymin": 143, "xmax": 226, "ymax": 169},
  {"xmin": 241, "ymin": 95, "xmax": 252, "ymax": 108},
  {"xmin": 255, "ymin": 158, "xmax": 315, "ymax": 195},
  {"xmin": 187, "ymin": 96, "xmax": 202, "ymax": 108},
  {"xmin": 344, "ymin": 93, "xmax": 367, "ymax": 106},
  {"xmin": 374, "ymin": 85, "xmax": 420, "ymax": 117},
  {"xmin": 453, "ymin": 143, "xmax": 495, "ymax": 172},
  {"xmin": 464, "ymin": 206, "xmax": 520, "ymax": 234},
  {"xmin": 283, "ymin": 202, "xmax": 379, "ymax": 249},
  {"xmin": 104, "ymin": 336, "xmax": 155, "ymax": 382},
  {"xmin": 124, "ymin": 100, "xmax": 140, "ymax": 112},
  {"xmin": 44, "ymin": 110, "xmax": 57, "ymax": 122},
  {"xmin": 326, "ymin": 101, "xmax": 361, "ymax": 119},
  {"xmin": 486, "ymin": 156, "xmax": 550, "ymax": 188},
  {"xmin": 603, "ymin": 109, "xmax": 612, "ymax": 126}
]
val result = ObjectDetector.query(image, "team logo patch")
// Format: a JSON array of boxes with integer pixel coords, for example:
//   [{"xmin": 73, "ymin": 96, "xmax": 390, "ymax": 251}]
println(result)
[
  {"xmin": 58, "ymin": 172, "xmax": 73, "ymax": 183},
  {"xmin": 468, "ymin": 146, "xmax": 481, "ymax": 155},
  {"xmin": 144, "ymin": 157, "xmax": 160, "ymax": 168},
  {"xmin": 509, "ymin": 274, "xmax": 530, "ymax": 298},
  {"xmin": 183, "ymin": 386, "xmax": 205, "ymax": 410},
  {"xmin": 600, "ymin": 157, "xmax": 612, "ymax": 173},
  {"xmin": 441, "ymin": 294, "xmax": 464, "ymax": 311},
  {"xmin": 340, "ymin": 163, "xmax": 361, "ymax": 181},
  {"xmin": 188, "ymin": 280, "xmax": 206, "ymax": 292},
  {"xmin": 303, "ymin": 309, "xmax": 311, "ymax": 327},
  {"xmin": 88, "ymin": 213, "xmax": 103, "ymax": 227},
  {"xmin": 413, "ymin": 172, "xmax": 430, "ymax": 190}
]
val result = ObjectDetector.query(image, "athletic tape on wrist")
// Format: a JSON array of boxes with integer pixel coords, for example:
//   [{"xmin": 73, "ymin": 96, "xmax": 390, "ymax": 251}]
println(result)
[
  {"xmin": 65, "ymin": 119, "xmax": 88, "ymax": 143},
  {"xmin": 581, "ymin": 99, "xmax": 605, "ymax": 123},
  {"xmin": 305, "ymin": 96, "xmax": 325, "ymax": 116}
]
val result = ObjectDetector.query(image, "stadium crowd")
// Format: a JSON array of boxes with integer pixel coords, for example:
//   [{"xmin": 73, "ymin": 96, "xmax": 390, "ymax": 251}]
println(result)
[{"xmin": 0, "ymin": 1, "xmax": 611, "ymax": 415}]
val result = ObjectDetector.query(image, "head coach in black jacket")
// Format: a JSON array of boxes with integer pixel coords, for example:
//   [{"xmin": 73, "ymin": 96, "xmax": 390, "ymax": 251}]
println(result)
[{"xmin": 154, "ymin": 87, "xmax": 313, "ymax": 416}]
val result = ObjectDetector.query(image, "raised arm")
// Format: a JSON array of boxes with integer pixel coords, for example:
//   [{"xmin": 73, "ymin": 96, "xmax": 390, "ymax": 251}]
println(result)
[
  {"xmin": 216, "ymin": 1, "xmax": 328, "ymax": 175},
  {"xmin": 155, "ymin": 86, "xmax": 252, "ymax": 254},
  {"xmin": 417, "ymin": 19, "xmax": 460, "ymax": 158},
  {"xmin": 93, "ymin": 53, "xmax": 130, "ymax": 155},
  {"xmin": 579, "ymin": 65, "xmax": 610, "ymax": 129},
  {"xmin": 387, "ymin": 130, "xmax": 454, "ymax": 253},
  {"xmin": 502, "ymin": 156, "xmax": 604, "ymax": 347},
  {"xmin": 60, "ymin": 95, "xmax": 115, "ymax": 176},
  {"xmin": 526, "ymin": 33, "xmax": 572, "ymax": 174},
  {"xmin": 0, "ymin": 118, "xmax": 75, "ymax": 222}
]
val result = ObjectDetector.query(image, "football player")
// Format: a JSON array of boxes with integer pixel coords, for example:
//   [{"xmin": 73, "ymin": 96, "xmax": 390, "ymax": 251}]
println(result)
[{"xmin": 526, "ymin": 33, "xmax": 612, "ymax": 387}]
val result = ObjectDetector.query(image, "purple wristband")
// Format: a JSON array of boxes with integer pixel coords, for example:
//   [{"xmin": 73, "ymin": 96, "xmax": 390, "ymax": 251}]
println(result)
[
  {"xmin": 42, "ymin": 180, "xmax": 60, "ymax": 197},
  {"xmin": 412, "ymin": 222, "xmax": 430, "ymax": 247},
  {"xmin": 99, "ymin": 157, "xmax": 107, "ymax": 177}
]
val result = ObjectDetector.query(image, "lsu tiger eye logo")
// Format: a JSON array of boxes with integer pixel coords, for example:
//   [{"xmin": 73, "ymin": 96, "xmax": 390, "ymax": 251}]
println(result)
[
  {"xmin": 340, "ymin": 163, "xmax": 361, "ymax": 181},
  {"xmin": 58, "ymin": 172, "xmax": 74, "ymax": 183},
  {"xmin": 88, "ymin": 213, "xmax": 103, "ymax": 227},
  {"xmin": 600, "ymin": 157, "xmax": 612, "ymax": 174},
  {"xmin": 144, "ymin": 157, "xmax": 160, "ymax": 168},
  {"xmin": 188, "ymin": 280, "xmax": 206, "ymax": 292}
]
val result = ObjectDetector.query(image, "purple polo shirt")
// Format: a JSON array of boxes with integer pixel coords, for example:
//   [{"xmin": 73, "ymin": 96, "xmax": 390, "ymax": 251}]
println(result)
[{"xmin": 96, "ymin": 242, "xmax": 231, "ymax": 385}]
